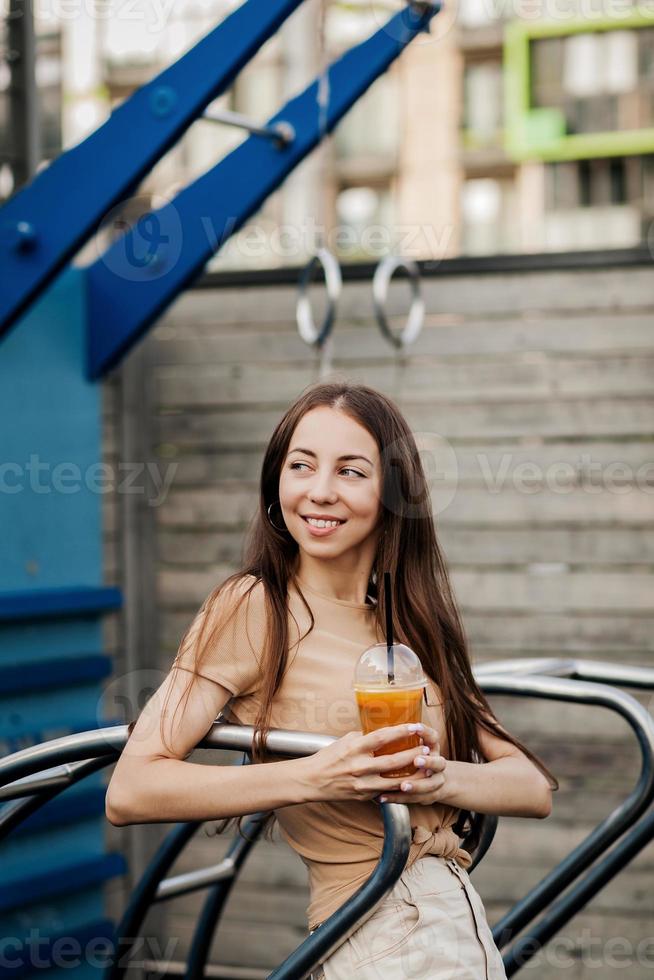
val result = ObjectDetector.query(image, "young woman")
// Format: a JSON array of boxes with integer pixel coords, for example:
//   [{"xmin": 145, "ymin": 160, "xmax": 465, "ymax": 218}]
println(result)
[{"xmin": 106, "ymin": 380, "xmax": 557, "ymax": 979}]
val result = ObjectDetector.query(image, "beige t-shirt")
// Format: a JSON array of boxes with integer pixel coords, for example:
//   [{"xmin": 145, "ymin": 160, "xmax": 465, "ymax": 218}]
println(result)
[{"xmin": 174, "ymin": 573, "xmax": 472, "ymax": 931}]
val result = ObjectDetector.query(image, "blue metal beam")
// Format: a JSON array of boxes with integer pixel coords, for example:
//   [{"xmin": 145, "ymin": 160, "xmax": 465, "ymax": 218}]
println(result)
[
  {"xmin": 0, "ymin": 586, "xmax": 122, "ymax": 621},
  {"xmin": 0, "ymin": 0, "xmax": 307, "ymax": 338},
  {"xmin": 0, "ymin": 853, "xmax": 127, "ymax": 912},
  {"xmin": 0, "ymin": 653, "xmax": 112, "ymax": 694},
  {"xmin": 87, "ymin": 3, "xmax": 439, "ymax": 379}
]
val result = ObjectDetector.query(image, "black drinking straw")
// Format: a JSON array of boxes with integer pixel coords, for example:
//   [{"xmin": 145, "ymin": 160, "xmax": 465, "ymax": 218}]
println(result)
[{"xmin": 384, "ymin": 571, "xmax": 394, "ymax": 684}]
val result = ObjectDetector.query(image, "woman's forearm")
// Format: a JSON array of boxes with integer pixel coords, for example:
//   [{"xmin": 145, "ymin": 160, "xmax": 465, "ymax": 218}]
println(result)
[
  {"xmin": 441, "ymin": 756, "xmax": 552, "ymax": 819},
  {"xmin": 106, "ymin": 755, "xmax": 314, "ymax": 826}
]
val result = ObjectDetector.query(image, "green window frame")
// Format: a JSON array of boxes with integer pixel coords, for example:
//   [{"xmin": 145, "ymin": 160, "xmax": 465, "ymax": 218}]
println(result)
[{"xmin": 504, "ymin": 12, "xmax": 654, "ymax": 161}]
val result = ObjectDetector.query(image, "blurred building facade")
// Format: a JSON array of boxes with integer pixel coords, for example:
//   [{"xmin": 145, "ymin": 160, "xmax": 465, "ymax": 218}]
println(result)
[{"xmin": 1, "ymin": 0, "xmax": 653, "ymax": 266}]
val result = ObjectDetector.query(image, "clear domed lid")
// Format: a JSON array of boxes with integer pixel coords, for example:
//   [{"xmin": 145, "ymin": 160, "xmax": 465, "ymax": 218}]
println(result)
[{"xmin": 353, "ymin": 642, "xmax": 425, "ymax": 690}]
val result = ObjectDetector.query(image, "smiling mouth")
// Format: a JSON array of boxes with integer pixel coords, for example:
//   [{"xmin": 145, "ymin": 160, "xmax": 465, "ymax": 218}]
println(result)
[{"xmin": 301, "ymin": 516, "xmax": 346, "ymax": 528}]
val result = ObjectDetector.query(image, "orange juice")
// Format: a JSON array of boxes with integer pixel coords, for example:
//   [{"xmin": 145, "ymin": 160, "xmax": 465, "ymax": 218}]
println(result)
[{"xmin": 355, "ymin": 685, "xmax": 424, "ymax": 778}]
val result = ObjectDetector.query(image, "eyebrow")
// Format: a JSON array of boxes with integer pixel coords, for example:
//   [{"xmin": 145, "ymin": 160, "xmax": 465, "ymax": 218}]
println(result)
[{"xmin": 287, "ymin": 447, "xmax": 373, "ymax": 467}]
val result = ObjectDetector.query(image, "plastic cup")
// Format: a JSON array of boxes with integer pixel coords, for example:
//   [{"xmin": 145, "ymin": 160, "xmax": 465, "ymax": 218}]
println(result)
[{"xmin": 353, "ymin": 642, "xmax": 425, "ymax": 779}]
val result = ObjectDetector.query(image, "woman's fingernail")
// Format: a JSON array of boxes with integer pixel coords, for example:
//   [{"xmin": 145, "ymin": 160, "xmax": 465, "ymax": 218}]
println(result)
[
  {"xmin": 379, "ymin": 796, "xmax": 388, "ymax": 803},
  {"xmin": 414, "ymin": 756, "xmax": 426, "ymax": 767},
  {"xmin": 407, "ymin": 723, "xmax": 423, "ymax": 731},
  {"xmin": 426, "ymin": 769, "xmax": 433, "ymax": 777},
  {"xmin": 401, "ymin": 782, "xmax": 413, "ymax": 791}
]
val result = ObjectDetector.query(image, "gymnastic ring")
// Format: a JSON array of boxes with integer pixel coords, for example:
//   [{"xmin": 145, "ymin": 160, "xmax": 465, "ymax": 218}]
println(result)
[
  {"xmin": 296, "ymin": 248, "xmax": 342, "ymax": 347},
  {"xmin": 372, "ymin": 255, "xmax": 425, "ymax": 349}
]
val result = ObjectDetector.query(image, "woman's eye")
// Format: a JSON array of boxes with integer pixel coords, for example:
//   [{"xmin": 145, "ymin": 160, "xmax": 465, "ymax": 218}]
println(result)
[{"xmin": 289, "ymin": 462, "xmax": 364, "ymax": 478}]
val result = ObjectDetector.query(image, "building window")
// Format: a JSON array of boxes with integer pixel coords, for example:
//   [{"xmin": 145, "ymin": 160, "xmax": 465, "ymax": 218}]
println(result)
[
  {"xmin": 542, "ymin": 155, "xmax": 647, "ymax": 250},
  {"xmin": 462, "ymin": 59, "xmax": 503, "ymax": 148},
  {"xmin": 461, "ymin": 176, "xmax": 519, "ymax": 254},
  {"xmin": 545, "ymin": 157, "xmax": 635, "ymax": 210},
  {"xmin": 334, "ymin": 183, "xmax": 394, "ymax": 260},
  {"xmin": 531, "ymin": 28, "xmax": 654, "ymax": 136},
  {"xmin": 333, "ymin": 72, "xmax": 399, "ymax": 166}
]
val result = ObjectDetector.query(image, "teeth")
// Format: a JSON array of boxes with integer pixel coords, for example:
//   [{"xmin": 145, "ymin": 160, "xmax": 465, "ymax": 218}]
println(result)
[{"xmin": 306, "ymin": 517, "xmax": 341, "ymax": 528}]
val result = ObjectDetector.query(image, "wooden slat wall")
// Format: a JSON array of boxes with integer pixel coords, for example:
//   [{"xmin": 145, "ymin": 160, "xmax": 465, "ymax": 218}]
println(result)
[{"xmin": 104, "ymin": 260, "xmax": 654, "ymax": 978}]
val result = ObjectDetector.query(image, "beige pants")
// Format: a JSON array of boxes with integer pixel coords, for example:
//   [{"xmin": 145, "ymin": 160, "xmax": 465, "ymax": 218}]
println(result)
[{"xmin": 309, "ymin": 855, "xmax": 507, "ymax": 979}]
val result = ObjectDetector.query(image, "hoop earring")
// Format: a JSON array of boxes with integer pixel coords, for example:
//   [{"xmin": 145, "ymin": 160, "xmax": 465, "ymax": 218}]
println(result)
[{"xmin": 267, "ymin": 500, "xmax": 287, "ymax": 532}]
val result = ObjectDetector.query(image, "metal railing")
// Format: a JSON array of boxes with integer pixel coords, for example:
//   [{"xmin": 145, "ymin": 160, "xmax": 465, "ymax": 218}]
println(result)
[
  {"xmin": 1, "ymin": 658, "xmax": 653, "ymax": 978},
  {"xmin": 476, "ymin": 659, "xmax": 654, "ymax": 976},
  {"xmin": 0, "ymin": 726, "xmax": 431, "ymax": 979}
]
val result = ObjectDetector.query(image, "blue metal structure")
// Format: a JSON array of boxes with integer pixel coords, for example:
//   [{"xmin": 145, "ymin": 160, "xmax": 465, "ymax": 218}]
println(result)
[
  {"xmin": 0, "ymin": 0, "xmax": 305, "ymax": 334},
  {"xmin": 0, "ymin": 3, "xmax": 439, "ymax": 978},
  {"xmin": 0, "ymin": 265, "xmax": 126, "ymax": 980},
  {"xmin": 0, "ymin": 2, "xmax": 437, "ymax": 351}
]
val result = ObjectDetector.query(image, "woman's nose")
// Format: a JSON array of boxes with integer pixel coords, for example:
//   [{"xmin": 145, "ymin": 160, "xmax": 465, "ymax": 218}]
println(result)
[{"xmin": 308, "ymin": 474, "xmax": 337, "ymax": 502}]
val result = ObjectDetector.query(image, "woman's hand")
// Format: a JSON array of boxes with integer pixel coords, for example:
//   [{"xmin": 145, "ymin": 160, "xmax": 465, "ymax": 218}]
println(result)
[
  {"xmin": 302, "ymin": 722, "xmax": 437, "ymax": 804},
  {"xmin": 374, "ymin": 723, "xmax": 449, "ymax": 806}
]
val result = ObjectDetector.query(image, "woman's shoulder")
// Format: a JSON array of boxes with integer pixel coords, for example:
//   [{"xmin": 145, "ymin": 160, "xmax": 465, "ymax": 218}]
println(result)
[
  {"xmin": 220, "ymin": 573, "xmax": 267, "ymax": 621},
  {"xmin": 213, "ymin": 572, "xmax": 261, "ymax": 601},
  {"xmin": 226, "ymin": 572, "xmax": 262, "ymax": 599}
]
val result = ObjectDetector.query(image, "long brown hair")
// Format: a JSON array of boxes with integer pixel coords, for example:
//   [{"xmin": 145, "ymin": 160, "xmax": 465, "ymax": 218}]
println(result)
[{"xmin": 145, "ymin": 380, "xmax": 558, "ymax": 852}]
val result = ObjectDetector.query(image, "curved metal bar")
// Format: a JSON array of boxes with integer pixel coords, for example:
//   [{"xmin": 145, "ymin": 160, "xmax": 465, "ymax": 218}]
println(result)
[
  {"xmin": 104, "ymin": 820, "xmax": 202, "ymax": 980},
  {"xmin": 476, "ymin": 656, "xmax": 654, "ymax": 691},
  {"xmin": 504, "ymin": 803, "xmax": 654, "ymax": 976},
  {"xmin": 185, "ymin": 812, "xmax": 270, "ymax": 980},
  {"xmin": 0, "ymin": 755, "xmax": 113, "ymax": 802},
  {"xmin": 0, "ymin": 724, "xmax": 333, "ymax": 788},
  {"xmin": 203, "ymin": 724, "xmax": 335, "ymax": 756},
  {"xmin": 156, "ymin": 855, "xmax": 235, "ymax": 902},
  {"xmin": 296, "ymin": 248, "xmax": 342, "ymax": 348},
  {"xmin": 372, "ymin": 255, "xmax": 425, "ymax": 349},
  {"xmin": 267, "ymin": 802, "xmax": 412, "ymax": 980},
  {"xmin": 475, "ymin": 658, "xmax": 579, "ymax": 679},
  {"xmin": 476, "ymin": 674, "xmax": 654, "ymax": 954},
  {"xmin": 0, "ymin": 727, "xmax": 125, "ymax": 787},
  {"xmin": 0, "ymin": 755, "xmax": 113, "ymax": 842}
]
